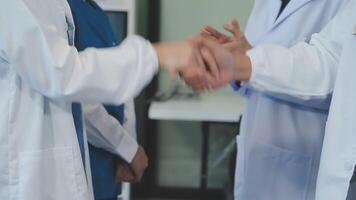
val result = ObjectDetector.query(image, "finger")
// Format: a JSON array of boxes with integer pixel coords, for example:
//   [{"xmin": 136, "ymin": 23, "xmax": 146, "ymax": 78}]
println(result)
[
  {"xmin": 223, "ymin": 19, "xmax": 241, "ymax": 38},
  {"xmin": 190, "ymin": 83, "xmax": 208, "ymax": 92},
  {"xmin": 120, "ymin": 168, "xmax": 135, "ymax": 182},
  {"xmin": 211, "ymin": 80, "xmax": 229, "ymax": 90},
  {"xmin": 199, "ymin": 37, "xmax": 222, "ymax": 56},
  {"xmin": 116, "ymin": 165, "xmax": 133, "ymax": 182},
  {"xmin": 181, "ymin": 67, "xmax": 208, "ymax": 91},
  {"xmin": 199, "ymin": 30, "xmax": 211, "ymax": 39},
  {"xmin": 194, "ymin": 47, "xmax": 206, "ymax": 69},
  {"xmin": 124, "ymin": 171, "xmax": 136, "ymax": 182},
  {"xmin": 187, "ymin": 75, "xmax": 209, "ymax": 91},
  {"xmin": 204, "ymin": 26, "xmax": 229, "ymax": 43},
  {"xmin": 204, "ymin": 26, "xmax": 223, "ymax": 38},
  {"xmin": 200, "ymin": 47, "xmax": 219, "ymax": 80},
  {"xmin": 230, "ymin": 19, "xmax": 241, "ymax": 37},
  {"xmin": 223, "ymin": 24, "xmax": 235, "ymax": 37},
  {"xmin": 182, "ymin": 68, "xmax": 207, "ymax": 91},
  {"xmin": 116, "ymin": 167, "xmax": 126, "ymax": 181},
  {"xmin": 231, "ymin": 19, "xmax": 241, "ymax": 33},
  {"xmin": 193, "ymin": 46, "xmax": 211, "ymax": 88}
]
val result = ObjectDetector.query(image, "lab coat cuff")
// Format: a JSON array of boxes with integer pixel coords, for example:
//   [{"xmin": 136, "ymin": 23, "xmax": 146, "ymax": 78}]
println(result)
[
  {"xmin": 230, "ymin": 81, "xmax": 241, "ymax": 91},
  {"xmin": 116, "ymin": 133, "xmax": 139, "ymax": 163},
  {"xmin": 140, "ymin": 36, "xmax": 159, "ymax": 78},
  {"xmin": 147, "ymin": 44, "xmax": 160, "ymax": 74},
  {"xmin": 246, "ymin": 48, "xmax": 265, "ymax": 89}
]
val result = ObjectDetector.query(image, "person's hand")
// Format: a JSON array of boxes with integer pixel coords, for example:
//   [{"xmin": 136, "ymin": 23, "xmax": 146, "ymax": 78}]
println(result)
[
  {"xmin": 153, "ymin": 40, "xmax": 219, "ymax": 82},
  {"xmin": 202, "ymin": 19, "xmax": 252, "ymax": 54},
  {"xmin": 179, "ymin": 67, "xmax": 211, "ymax": 91},
  {"xmin": 180, "ymin": 19, "xmax": 252, "ymax": 91},
  {"xmin": 179, "ymin": 35, "xmax": 235, "ymax": 91},
  {"xmin": 116, "ymin": 146, "xmax": 148, "ymax": 183},
  {"xmin": 116, "ymin": 162, "xmax": 135, "ymax": 182},
  {"xmin": 179, "ymin": 42, "xmax": 220, "ymax": 91},
  {"xmin": 196, "ymin": 37, "xmax": 252, "ymax": 90},
  {"xmin": 130, "ymin": 146, "xmax": 148, "ymax": 182}
]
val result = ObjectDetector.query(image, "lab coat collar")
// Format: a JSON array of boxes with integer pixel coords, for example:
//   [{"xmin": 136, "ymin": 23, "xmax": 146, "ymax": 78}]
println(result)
[{"xmin": 270, "ymin": 0, "xmax": 315, "ymax": 31}]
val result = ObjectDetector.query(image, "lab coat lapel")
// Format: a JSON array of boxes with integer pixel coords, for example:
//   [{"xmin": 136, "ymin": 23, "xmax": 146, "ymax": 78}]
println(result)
[
  {"xmin": 270, "ymin": 0, "xmax": 315, "ymax": 30},
  {"xmin": 265, "ymin": 0, "xmax": 283, "ymax": 31}
]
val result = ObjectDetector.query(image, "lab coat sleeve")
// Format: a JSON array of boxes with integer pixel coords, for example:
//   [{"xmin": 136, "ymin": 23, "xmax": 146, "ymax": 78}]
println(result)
[
  {"xmin": 245, "ymin": 2, "xmax": 355, "ymax": 102},
  {"xmin": 123, "ymin": 100, "xmax": 137, "ymax": 140},
  {"xmin": 231, "ymin": 80, "xmax": 330, "ymax": 110},
  {"xmin": 83, "ymin": 103, "xmax": 138, "ymax": 163},
  {"xmin": 244, "ymin": 84, "xmax": 332, "ymax": 110},
  {"xmin": 0, "ymin": 0, "xmax": 159, "ymax": 105}
]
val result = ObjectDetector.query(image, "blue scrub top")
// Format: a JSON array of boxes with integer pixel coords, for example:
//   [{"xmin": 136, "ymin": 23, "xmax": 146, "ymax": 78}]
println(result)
[{"xmin": 67, "ymin": 0, "xmax": 125, "ymax": 199}]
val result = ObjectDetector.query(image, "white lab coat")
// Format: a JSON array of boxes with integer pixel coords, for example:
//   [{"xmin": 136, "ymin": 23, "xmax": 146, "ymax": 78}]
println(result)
[
  {"xmin": 234, "ymin": 0, "xmax": 344, "ymax": 200},
  {"xmin": 0, "ymin": 0, "xmax": 158, "ymax": 199},
  {"xmin": 83, "ymin": 101, "xmax": 138, "ymax": 163},
  {"xmin": 246, "ymin": 0, "xmax": 356, "ymax": 199}
]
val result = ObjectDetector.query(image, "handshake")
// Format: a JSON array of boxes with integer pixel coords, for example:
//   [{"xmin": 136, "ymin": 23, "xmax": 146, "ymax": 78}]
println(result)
[
  {"xmin": 115, "ymin": 20, "xmax": 253, "ymax": 184},
  {"xmin": 154, "ymin": 19, "xmax": 253, "ymax": 91}
]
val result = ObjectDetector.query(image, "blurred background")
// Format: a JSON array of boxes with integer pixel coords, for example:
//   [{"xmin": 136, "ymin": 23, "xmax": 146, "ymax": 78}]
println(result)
[{"xmin": 97, "ymin": 0, "xmax": 253, "ymax": 199}]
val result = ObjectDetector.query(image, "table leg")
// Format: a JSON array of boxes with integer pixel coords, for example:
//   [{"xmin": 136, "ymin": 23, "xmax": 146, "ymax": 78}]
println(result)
[{"xmin": 201, "ymin": 122, "xmax": 210, "ymax": 196}]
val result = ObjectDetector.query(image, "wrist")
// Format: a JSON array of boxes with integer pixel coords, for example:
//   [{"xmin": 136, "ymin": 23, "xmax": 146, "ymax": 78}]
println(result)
[
  {"xmin": 241, "ymin": 36, "xmax": 253, "ymax": 53},
  {"xmin": 233, "ymin": 52, "xmax": 252, "ymax": 81}
]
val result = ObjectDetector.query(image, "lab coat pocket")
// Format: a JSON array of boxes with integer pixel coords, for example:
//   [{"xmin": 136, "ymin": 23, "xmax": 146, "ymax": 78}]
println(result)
[
  {"xmin": 18, "ymin": 147, "xmax": 81, "ymax": 200},
  {"xmin": 245, "ymin": 142, "xmax": 312, "ymax": 200}
]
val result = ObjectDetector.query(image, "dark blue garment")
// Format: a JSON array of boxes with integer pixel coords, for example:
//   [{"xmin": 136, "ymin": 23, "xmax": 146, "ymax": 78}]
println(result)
[
  {"xmin": 67, "ymin": 0, "xmax": 125, "ymax": 199},
  {"xmin": 72, "ymin": 103, "xmax": 85, "ymax": 164},
  {"xmin": 277, "ymin": 0, "xmax": 291, "ymax": 18}
]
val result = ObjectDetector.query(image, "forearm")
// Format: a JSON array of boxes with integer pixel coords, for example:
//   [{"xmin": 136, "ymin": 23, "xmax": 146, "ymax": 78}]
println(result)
[
  {"xmin": 83, "ymin": 104, "xmax": 138, "ymax": 163},
  {"xmin": 76, "ymin": 38, "xmax": 158, "ymax": 104},
  {"xmin": 244, "ymin": 42, "xmax": 337, "ymax": 101},
  {"xmin": 0, "ymin": 0, "xmax": 158, "ymax": 105}
]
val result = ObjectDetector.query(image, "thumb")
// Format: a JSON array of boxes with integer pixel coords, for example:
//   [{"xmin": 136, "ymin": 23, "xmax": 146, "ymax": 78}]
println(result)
[{"xmin": 223, "ymin": 19, "xmax": 242, "ymax": 38}]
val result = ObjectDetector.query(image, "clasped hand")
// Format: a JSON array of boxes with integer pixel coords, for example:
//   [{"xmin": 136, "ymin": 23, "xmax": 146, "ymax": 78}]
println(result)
[
  {"xmin": 114, "ymin": 20, "xmax": 252, "ymax": 184},
  {"xmin": 155, "ymin": 19, "xmax": 252, "ymax": 91}
]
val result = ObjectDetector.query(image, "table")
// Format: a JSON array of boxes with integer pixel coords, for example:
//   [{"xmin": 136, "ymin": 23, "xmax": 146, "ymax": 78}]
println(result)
[
  {"xmin": 149, "ymin": 92, "xmax": 245, "ymax": 122},
  {"xmin": 149, "ymin": 92, "xmax": 245, "ymax": 197}
]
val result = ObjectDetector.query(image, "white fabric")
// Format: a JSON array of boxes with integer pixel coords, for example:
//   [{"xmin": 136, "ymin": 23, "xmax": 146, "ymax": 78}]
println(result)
[
  {"xmin": 83, "ymin": 101, "xmax": 139, "ymax": 163},
  {"xmin": 124, "ymin": 100, "xmax": 138, "ymax": 140},
  {"xmin": 234, "ymin": 0, "xmax": 345, "ymax": 199},
  {"xmin": 0, "ymin": 0, "xmax": 158, "ymax": 199},
  {"xmin": 246, "ymin": 0, "xmax": 356, "ymax": 199}
]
